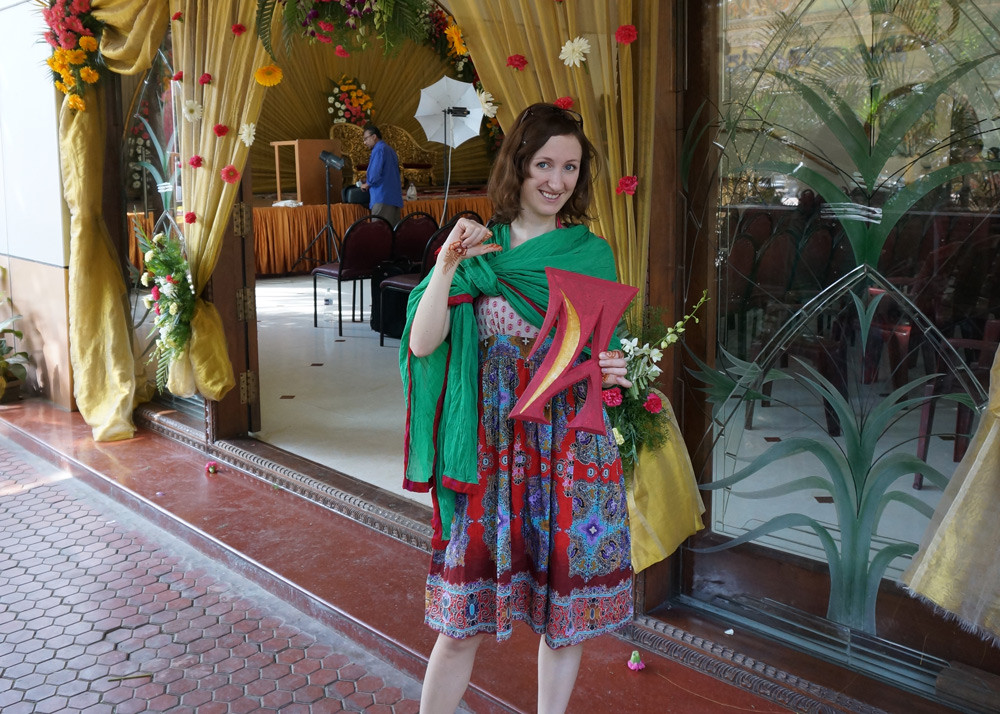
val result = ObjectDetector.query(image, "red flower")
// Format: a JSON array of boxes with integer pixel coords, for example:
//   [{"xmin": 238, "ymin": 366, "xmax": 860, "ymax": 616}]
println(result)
[
  {"xmin": 188, "ymin": 155, "xmax": 203, "ymax": 168},
  {"xmin": 172, "ymin": 70, "xmax": 183, "ymax": 81},
  {"xmin": 553, "ymin": 96, "xmax": 574, "ymax": 110},
  {"xmin": 506, "ymin": 54, "xmax": 528, "ymax": 71},
  {"xmin": 171, "ymin": 11, "xmax": 182, "ymax": 21},
  {"xmin": 213, "ymin": 124, "xmax": 229, "ymax": 137},
  {"xmin": 643, "ymin": 392, "xmax": 663, "ymax": 414},
  {"xmin": 184, "ymin": 211, "xmax": 196, "ymax": 224},
  {"xmin": 205, "ymin": 461, "xmax": 218, "ymax": 474},
  {"xmin": 165, "ymin": 274, "xmax": 177, "ymax": 284},
  {"xmin": 316, "ymin": 34, "xmax": 333, "ymax": 44},
  {"xmin": 232, "ymin": 23, "xmax": 247, "ymax": 36},
  {"xmin": 602, "ymin": 388, "xmax": 623, "ymax": 407},
  {"xmin": 616, "ymin": 175, "xmax": 638, "ymax": 195},
  {"xmin": 150, "ymin": 285, "xmax": 160, "ymax": 301},
  {"xmin": 154, "ymin": 303, "xmax": 161, "ymax": 315},
  {"xmin": 220, "ymin": 164, "xmax": 241, "ymax": 184},
  {"xmin": 615, "ymin": 24, "xmax": 638, "ymax": 44},
  {"xmin": 335, "ymin": 44, "xmax": 350, "ymax": 57},
  {"xmin": 198, "ymin": 72, "xmax": 212, "ymax": 85},
  {"xmin": 318, "ymin": 21, "xmax": 336, "ymax": 32}
]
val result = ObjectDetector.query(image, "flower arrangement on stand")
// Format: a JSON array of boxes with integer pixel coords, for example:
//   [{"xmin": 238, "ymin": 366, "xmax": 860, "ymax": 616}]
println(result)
[
  {"xmin": 42, "ymin": 0, "xmax": 105, "ymax": 112},
  {"xmin": 326, "ymin": 75, "xmax": 374, "ymax": 126},
  {"xmin": 137, "ymin": 228, "xmax": 196, "ymax": 391},
  {"xmin": 605, "ymin": 291, "xmax": 709, "ymax": 475},
  {"xmin": 425, "ymin": 6, "xmax": 474, "ymax": 82}
]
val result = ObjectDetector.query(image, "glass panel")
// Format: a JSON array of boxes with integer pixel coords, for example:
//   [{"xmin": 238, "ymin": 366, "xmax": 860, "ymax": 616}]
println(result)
[{"xmin": 686, "ymin": 0, "xmax": 1000, "ymax": 679}]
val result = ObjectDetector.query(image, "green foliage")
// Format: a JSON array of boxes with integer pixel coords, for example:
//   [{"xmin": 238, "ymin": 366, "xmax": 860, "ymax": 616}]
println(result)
[{"xmin": 0, "ymin": 299, "xmax": 29, "ymax": 384}]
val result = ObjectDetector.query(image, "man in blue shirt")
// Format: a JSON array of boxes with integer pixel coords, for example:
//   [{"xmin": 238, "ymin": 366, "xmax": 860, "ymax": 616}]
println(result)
[{"xmin": 360, "ymin": 123, "xmax": 404, "ymax": 227}]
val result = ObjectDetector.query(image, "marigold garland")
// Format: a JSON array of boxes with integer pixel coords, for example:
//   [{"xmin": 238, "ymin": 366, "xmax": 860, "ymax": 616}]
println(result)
[{"xmin": 42, "ymin": 0, "xmax": 105, "ymax": 112}]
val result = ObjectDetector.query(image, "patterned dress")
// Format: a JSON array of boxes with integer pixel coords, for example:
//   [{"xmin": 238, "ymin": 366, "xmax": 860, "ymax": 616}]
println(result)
[{"xmin": 424, "ymin": 296, "xmax": 633, "ymax": 648}]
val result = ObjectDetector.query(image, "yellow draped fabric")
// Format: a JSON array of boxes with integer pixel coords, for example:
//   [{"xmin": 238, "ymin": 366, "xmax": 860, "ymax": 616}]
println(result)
[
  {"xmin": 64, "ymin": 0, "xmax": 168, "ymax": 441},
  {"xmin": 166, "ymin": 0, "xmax": 270, "ymax": 398},
  {"xmin": 252, "ymin": 33, "xmax": 491, "ymax": 194},
  {"xmin": 901, "ymin": 346, "xmax": 1000, "ymax": 644},
  {"xmin": 627, "ymin": 395, "xmax": 705, "ymax": 572},
  {"xmin": 448, "ymin": 0, "xmax": 658, "ymax": 314}
]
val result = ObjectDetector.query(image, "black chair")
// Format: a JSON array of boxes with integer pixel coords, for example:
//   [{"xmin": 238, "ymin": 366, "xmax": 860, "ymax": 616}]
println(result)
[
  {"xmin": 392, "ymin": 211, "xmax": 438, "ymax": 267},
  {"xmin": 447, "ymin": 210, "xmax": 483, "ymax": 226},
  {"xmin": 378, "ymin": 224, "xmax": 451, "ymax": 345},
  {"xmin": 311, "ymin": 215, "xmax": 393, "ymax": 334}
]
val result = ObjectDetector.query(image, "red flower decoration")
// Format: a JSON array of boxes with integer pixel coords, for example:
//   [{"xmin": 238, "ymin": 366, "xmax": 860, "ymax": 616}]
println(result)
[
  {"xmin": 165, "ymin": 275, "xmax": 177, "ymax": 284},
  {"xmin": 602, "ymin": 388, "xmax": 623, "ymax": 407},
  {"xmin": 316, "ymin": 34, "xmax": 333, "ymax": 44},
  {"xmin": 184, "ymin": 211, "xmax": 196, "ymax": 224},
  {"xmin": 220, "ymin": 164, "xmax": 241, "ymax": 184},
  {"xmin": 172, "ymin": 70, "xmax": 183, "ymax": 81},
  {"xmin": 205, "ymin": 461, "xmax": 218, "ymax": 474},
  {"xmin": 616, "ymin": 175, "xmax": 638, "ymax": 195},
  {"xmin": 318, "ymin": 21, "xmax": 336, "ymax": 32},
  {"xmin": 335, "ymin": 44, "xmax": 350, "ymax": 58},
  {"xmin": 643, "ymin": 392, "xmax": 663, "ymax": 414},
  {"xmin": 213, "ymin": 124, "xmax": 229, "ymax": 137},
  {"xmin": 188, "ymin": 155, "xmax": 203, "ymax": 168},
  {"xmin": 150, "ymin": 285, "xmax": 160, "ymax": 301},
  {"xmin": 232, "ymin": 23, "xmax": 247, "ymax": 36},
  {"xmin": 553, "ymin": 96, "xmax": 574, "ymax": 110},
  {"xmin": 198, "ymin": 72, "xmax": 212, "ymax": 86},
  {"xmin": 506, "ymin": 54, "xmax": 528, "ymax": 71},
  {"xmin": 615, "ymin": 24, "xmax": 638, "ymax": 44},
  {"xmin": 154, "ymin": 303, "xmax": 161, "ymax": 315},
  {"xmin": 171, "ymin": 11, "xmax": 183, "ymax": 21}
]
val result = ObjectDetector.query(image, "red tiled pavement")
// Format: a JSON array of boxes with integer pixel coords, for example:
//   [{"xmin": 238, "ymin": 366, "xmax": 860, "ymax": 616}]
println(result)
[{"xmin": 0, "ymin": 441, "xmax": 432, "ymax": 714}]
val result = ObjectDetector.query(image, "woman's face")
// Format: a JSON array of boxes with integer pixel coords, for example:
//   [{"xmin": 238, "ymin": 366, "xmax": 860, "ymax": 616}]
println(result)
[{"xmin": 518, "ymin": 133, "xmax": 582, "ymax": 223}]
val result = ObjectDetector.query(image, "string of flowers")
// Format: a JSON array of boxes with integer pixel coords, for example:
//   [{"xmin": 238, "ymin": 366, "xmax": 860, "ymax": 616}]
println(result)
[
  {"xmin": 42, "ymin": 0, "xmax": 105, "ymax": 112},
  {"xmin": 137, "ymin": 227, "xmax": 196, "ymax": 391},
  {"xmin": 326, "ymin": 75, "xmax": 374, "ymax": 125},
  {"xmin": 605, "ymin": 291, "xmax": 709, "ymax": 475}
]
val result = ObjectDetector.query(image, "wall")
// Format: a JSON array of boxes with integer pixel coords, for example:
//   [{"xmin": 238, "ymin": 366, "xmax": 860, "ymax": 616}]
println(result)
[{"xmin": 0, "ymin": 0, "xmax": 73, "ymax": 408}]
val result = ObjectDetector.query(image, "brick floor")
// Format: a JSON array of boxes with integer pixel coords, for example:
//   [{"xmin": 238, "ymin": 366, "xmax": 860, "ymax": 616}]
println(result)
[{"xmin": 0, "ymin": 443, "xmax": 426, "ymax": 713}]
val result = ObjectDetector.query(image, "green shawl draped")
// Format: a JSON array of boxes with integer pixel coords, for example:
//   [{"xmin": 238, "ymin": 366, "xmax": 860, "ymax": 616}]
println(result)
[{"xmin": 398, "ymin": 223, "xmax": 619, "ymax": 546}]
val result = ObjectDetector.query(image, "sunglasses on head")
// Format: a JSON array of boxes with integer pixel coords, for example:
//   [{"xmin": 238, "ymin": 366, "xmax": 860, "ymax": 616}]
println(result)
[{"xmin": 516, "ymin": 104, "xmax": 584, "ymax": 130}]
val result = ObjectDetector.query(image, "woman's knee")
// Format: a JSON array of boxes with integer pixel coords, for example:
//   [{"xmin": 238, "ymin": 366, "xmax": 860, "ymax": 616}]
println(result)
[{"xmin": 435, "ymin": 632, "xmax": 486, "ymax": 658}]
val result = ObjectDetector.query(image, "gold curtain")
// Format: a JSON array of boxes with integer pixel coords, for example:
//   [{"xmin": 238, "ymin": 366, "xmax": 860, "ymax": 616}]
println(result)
[
  {"xmin": 64, "ymin": 0, "xmax": 168, "ymax": 441},
  {"xmin": 251, "ymin": 33, "xmax": 491, "ymax": 194},
  {"xmin": 166, "ymin": 0, "xmax": 270, "ymax": 399},
  {"xmin": 902, "ymin": 347, "xmax": 1000, "ymax": 644},
  {"xmin": 448, "ymin": 0, "xmax": 658, "ymax": 310}
]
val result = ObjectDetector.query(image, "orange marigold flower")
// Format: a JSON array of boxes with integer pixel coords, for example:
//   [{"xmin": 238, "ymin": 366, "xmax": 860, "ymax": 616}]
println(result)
[
  {"xmin": 67, "ymin": 94, "xmax": 86, "ymax": 111},
  {"xmin": 254, "ymin": 64, "xmax": 283, "ymax": 87},
  {"xmin": 65, "ymin": 49, "xmax": 86, "ymax": 65},
  {"xmin": 79, "ymin": 67, "xmax": 99, "ymax": 84},
  {"xmin": 79, "ymin": 35, "xmax": 98, "ymax": 52}
]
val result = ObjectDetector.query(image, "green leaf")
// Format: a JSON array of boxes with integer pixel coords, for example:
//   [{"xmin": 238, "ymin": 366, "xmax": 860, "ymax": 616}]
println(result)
[
  {"xmin": 256, "ymin": 0, "xmax": 279, "ymax": 61},
  {"xmin": 873, "ymin": 490, "xmax": 936, "ymax": 525},
  {"xmin": 133, "ymin": 160, "xmax": 164, "ymax": 187},
  {"xmin": 863, "ymin": 542, "xmax": 918, "ymax": 629},
  {"xmin": 729, "ymin": 475, "xmax": 833, "ymax": 499},
  {"xmin": 682, "ymin": 101, "xmax": 711, "ymax": 192},
  {"xmin": 850, "ymin": 291, "xmax": 884, "ymax": 351}
]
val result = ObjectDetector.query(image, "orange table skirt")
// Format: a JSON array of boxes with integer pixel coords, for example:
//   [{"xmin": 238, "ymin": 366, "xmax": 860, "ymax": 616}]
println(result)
[{"xmin": 128, "ymin": 195, "xmax": 495, "ymax": 277}]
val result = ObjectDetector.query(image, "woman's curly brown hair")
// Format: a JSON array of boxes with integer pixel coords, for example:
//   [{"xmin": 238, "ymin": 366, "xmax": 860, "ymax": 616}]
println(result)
[{"xmin": 487, "ymin": 103, "xmax": 598, "ymax": 225}]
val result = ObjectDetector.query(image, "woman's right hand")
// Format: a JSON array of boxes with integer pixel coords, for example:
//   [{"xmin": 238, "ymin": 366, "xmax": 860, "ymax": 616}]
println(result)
[{"xmin": 438, "ymin": 218, "xmax": 502, "ymax": 271}]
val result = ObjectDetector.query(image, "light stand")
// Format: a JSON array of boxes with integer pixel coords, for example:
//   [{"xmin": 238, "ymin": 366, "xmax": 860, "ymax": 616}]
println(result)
[
  {"xmin": 440, "ymin": 106, "xmax": 469, "ymax": 224},
  {"xmin": 292, "ymin": 151, "xmax": 345, "ymax": 270}
]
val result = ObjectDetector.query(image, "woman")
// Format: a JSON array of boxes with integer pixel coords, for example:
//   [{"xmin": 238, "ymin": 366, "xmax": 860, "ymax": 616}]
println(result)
[{"xmin": 401, "ymin": 103, "xmax": 633, "ymax": 714}]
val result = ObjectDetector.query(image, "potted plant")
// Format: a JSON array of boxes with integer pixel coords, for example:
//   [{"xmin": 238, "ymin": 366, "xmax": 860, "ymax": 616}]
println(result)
[{"xmin": 0, "ymin": 302, "xmax": 29, "ymax": 403}]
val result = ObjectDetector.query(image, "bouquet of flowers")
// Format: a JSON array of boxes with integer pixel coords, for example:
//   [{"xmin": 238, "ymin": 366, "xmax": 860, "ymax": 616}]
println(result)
[
  {"xmin": 605, "ymin": 291, "xmax": 709, "ymax": 474},
  {"xmin": 42, "ymin": 0, "xmax": 105, "ymax": 112},
  {"xmin": 327, "ymin": 75, "xmax": 374, "ymax": 126},
  {"xmin": 137, "ymin": 228, "xmax": 196, "ymax": 391}
]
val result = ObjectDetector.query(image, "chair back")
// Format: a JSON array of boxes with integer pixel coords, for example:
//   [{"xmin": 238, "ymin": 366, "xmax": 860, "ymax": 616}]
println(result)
[
  {"xmin": 340, "ymin": 215, "xmax": 394, "ymax": 279},
  {"xmin": 420, "ymin": 225, "xmax": 452, "ymax": 278},
  {"xmin": 393, "ymin": 211, "xmax": 438, "ymax": 265},
  {"xmin": 446, "ymin": 210, "xmax": 483, "ymax": 226}
]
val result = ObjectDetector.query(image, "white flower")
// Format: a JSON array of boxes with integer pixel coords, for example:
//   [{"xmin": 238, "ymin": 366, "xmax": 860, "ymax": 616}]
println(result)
[
  {"xmin": 238, "ymin": 122, "xmax": 256, "ymax": 147},
  {"xmin": 621, "ymin": 337, "xmax": 639, "ymax": 355},
  {"xmin": 182, "ymin": 99, "xmax": 203, "ymax": 123},
  {"xmin": 478, "ymin": 90, "xmax": 498, "ymax": 119},
  {"xmin": 140, "ymin": 272, "xmax": 150, "ymax": 287},
  {"xmin": 161, "ymin": 282, "xmax": 176, "ymax": 297},
  {"xmin": 612, "ymin": 427, "xmax": 625, "ymax": 446},
  {"xmin": 169, "ymin": 302, "xmax": 179, "ymax": 315},
  {"xmin": 144, "ymin": 250, "xmax": 154, "ymax": 262},
  {"xmin": 661, "ymin": 333, "xmax": 679, "ymax": 346},
  {"xmin": 142, "ymin": 295, "xmax": 153, "ymax": 309},
  {"xmin": 328, "ymin": 107, "xmax": 334, "ymax": 114},
  {"xmin": 327, "ymin": 96, "xmax": 334, "ymax": 104},
  {"xmin": 559, "ymin": 36, "xmax": 591, "ymax": 67},
  {"xmin": 649, "ymin": 348, "xmax": 663, "ymax": 363}
]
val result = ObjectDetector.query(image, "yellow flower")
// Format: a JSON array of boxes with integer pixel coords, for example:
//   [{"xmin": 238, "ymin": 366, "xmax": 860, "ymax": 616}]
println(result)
[
  {"xmin": 254, "ymin": 64, "xmax": 283, "ymax": 87},
  {"xmin": 54, "ymin": 81, "xmax": 69, "ymax": 94},
  {"xmin": 612, "ymin": 427, "xmax": 625, "ymax": 446},
  {"xmin": 67, "ymin": 94, "xmax": 86, "ymax": 111},
  {"xmin": 445, "ymin": 24, "xmax": 468, "ymax": 56},
  {"xmin": 80, "ymin": 67, "xmax": 99, "ymax": 84},
  {"xmin": 79, "ymin": 35, "xmax": 98, "ymax": 52},
  {"xmin": 65, "ymin": 49, "xmax": 86, "ymax": 65},
  {"xmin": 61, "ymin": 73, "xmax": 76, "ymax": 88}
]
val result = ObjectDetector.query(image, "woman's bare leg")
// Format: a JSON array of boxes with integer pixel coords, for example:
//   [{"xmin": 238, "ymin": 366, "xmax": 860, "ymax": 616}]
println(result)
[
  {"xmin": 419, "ymin": 632, "xmax": 486, "ymax": 714},
  {"xmin": 537, "ymin": 638, "xmax": 583, "ymax": 714}
]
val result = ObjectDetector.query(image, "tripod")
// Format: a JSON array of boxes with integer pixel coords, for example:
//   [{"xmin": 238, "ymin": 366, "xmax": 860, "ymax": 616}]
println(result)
[{"xmin": 292, "ymin": 161, "xmax": 341, "ymax": 270}]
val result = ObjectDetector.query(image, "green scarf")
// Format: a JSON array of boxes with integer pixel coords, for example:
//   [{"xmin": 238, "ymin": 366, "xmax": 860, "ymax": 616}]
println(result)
[{"xmin": 398, "ymin": 223, "xmax": 619, "ymax": 546}]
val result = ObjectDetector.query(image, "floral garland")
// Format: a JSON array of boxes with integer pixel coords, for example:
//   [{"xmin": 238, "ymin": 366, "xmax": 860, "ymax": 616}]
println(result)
[
  {"xmin": 605, "ymin": 291, "xmax": 709, "ymax": 475},
  {"xmin": 326, "ymin": 75, "xmax": 374, "ymax": 125},
  {"xmin": 42, "ymin": 0, "xmax": 105, "ymax": 112},
  {"xmin": 137, "ymin": 228, "xmax": 196, "ymax": 391}
]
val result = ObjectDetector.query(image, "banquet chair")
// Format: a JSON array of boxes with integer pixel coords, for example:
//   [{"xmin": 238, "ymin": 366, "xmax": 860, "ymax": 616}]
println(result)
[
  {"xmin": 392, "ymin": 211, "xmax": 438, "ymax": 267},
  {"xmin": 378, "ymin": 224, "xmax": 450, "ymax": 345},
  {"xmin": 312, "ymin": 215, "xmax": 393, "ymax": 334}
]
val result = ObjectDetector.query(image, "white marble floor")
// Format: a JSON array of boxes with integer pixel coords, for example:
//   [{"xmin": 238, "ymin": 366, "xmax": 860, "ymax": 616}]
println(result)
[{"xmin": 252, "ymin": 275, "xmax": 430, "ymax": 508}]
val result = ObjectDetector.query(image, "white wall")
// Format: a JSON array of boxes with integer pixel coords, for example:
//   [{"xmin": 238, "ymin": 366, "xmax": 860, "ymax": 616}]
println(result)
[{"xmin": 0, "ymin": 0, "xmax": 68, "ymax": 268}]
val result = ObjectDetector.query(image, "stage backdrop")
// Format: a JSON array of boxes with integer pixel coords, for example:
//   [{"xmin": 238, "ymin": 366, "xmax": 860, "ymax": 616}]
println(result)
[{"xmin": 251, "ymin": 32, "xmax": 493, "ymax": 195}]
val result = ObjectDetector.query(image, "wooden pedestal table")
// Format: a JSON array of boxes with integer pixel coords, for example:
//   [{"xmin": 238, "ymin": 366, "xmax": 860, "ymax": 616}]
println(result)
[{"xmin": 270, "ymin": 139, "xmax": 344, "ymax": 206}]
